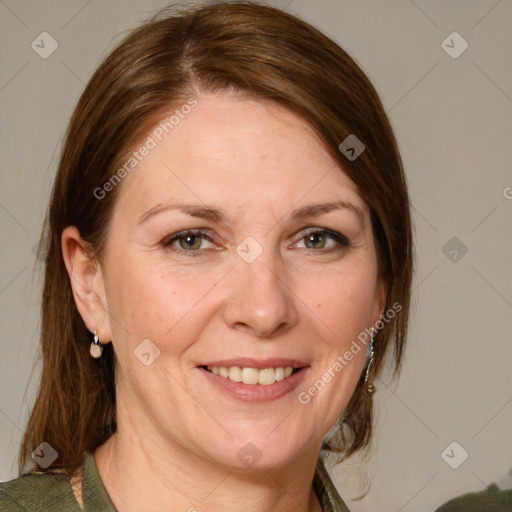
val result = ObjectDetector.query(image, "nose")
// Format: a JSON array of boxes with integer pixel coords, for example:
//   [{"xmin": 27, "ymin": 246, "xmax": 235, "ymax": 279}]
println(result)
[{"xmin": 222, "ymin": 251, "xmax": 299, "ymax": 339}]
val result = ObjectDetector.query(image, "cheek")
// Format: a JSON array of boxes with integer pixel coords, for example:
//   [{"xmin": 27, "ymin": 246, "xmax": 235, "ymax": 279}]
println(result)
[
  {"xmin": 306, "ymin": 269, "xmax": 378, "ymax": 347},
  {"xmin": 103, "ymin": 254, "xmax": 225, "ymax": 356},
  {"xmin": 298, "ymin": 276, "xmax": 373, "ymax": 419}
]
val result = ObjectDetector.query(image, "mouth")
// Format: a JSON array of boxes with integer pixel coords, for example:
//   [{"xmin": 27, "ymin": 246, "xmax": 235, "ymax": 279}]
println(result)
[
  {"xmin": 201, "ymin": 365, "xmax": 301, "ymax": 385},
  {"xmin": 197, "ymin": 358, "xmax": 309, "ymax": 402}
]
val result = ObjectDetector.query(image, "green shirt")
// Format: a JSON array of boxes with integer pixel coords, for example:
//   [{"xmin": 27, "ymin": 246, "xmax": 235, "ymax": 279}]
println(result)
[
  {"xmin": 0, "ymin": 454, "xmax": 351, "ymax": 511},
  {"xmin": 2, "ymin": 455, "xmax": 511, "ymax": 511},
  {"xmin": 0, "ymin": 454, "xmax": 115, "ymax": 511},
  {"xmin": 434, "ymin": 483, "xmax": 512, "ymax": 512}
]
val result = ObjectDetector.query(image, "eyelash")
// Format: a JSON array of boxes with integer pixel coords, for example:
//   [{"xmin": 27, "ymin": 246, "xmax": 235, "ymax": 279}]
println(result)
[{"xmin": 163, "ymin": 228, "xmax": 350, "ymax": 257}]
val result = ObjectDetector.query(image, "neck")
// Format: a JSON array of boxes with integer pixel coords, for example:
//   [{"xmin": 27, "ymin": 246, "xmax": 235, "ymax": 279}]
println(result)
[{"xmin": 95, "ymin": 419, "xmax": 323, "ymax": 512}]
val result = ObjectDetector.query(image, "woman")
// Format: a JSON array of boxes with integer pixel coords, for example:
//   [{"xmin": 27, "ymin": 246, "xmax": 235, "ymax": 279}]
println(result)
[{"xmin": 0, "ymin": 2, "xmax": 413, "ymax": 511}]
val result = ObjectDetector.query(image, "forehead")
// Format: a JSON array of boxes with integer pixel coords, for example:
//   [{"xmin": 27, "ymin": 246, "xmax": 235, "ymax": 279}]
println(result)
[{"xmin": 113, "ymin": 94, "xmax": 367, "ymax": 220}]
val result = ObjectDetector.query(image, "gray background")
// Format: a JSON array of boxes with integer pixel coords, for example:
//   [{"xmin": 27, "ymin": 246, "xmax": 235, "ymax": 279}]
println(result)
[{"xmin": 1, "ymin": 0, "xmax": 511, "ymax": 510}]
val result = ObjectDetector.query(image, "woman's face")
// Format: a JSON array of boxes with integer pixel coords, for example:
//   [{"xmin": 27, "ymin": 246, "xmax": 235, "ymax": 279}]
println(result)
[{"xmin": 97, "ymin": 94, "xmax": 386, "ymax": 470}]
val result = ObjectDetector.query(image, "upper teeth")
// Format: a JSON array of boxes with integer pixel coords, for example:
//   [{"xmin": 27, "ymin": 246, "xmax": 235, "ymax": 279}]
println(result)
[{"xmin": 206, "ymin": 366, "xmax": 294, "ymax": 385}]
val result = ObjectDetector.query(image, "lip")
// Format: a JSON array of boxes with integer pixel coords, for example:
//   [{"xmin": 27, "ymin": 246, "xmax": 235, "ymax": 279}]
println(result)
[
  {"xmin": 198, "ymin": 365, "xmax": 310, "ymax": 403},
  {"xmin": 198, "ymin": 357, "xmax": 309, "ymax": 369}
]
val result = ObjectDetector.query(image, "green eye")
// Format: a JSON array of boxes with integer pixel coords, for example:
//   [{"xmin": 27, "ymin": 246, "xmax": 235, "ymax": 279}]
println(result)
[
  {"xmin": 164, "ymin": 230, "xmax": 215, "ymax": 255},
  {"xmin": 297, "ymin": 228, "xmax": 349, "ymax": 251},
  {"xmin": 164, "ymin": 227, "xmax": 350, "ymax": 257},
  {"xmin": 178, "ymin": 234, "xmax": 203, "ymax": 250},
  {"xmin": 304, "ymin": 232, "xmax": 328, "ymax": 249}
]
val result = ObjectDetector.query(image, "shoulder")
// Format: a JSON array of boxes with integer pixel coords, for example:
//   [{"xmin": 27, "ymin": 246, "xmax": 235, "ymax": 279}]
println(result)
[
  {"xmin": 435, "ymin": 483, "xmax": 512, "ymax": 512},
  {"xmin": 0, "ymin": 472, "xmax": 79, "ymax": 511}
]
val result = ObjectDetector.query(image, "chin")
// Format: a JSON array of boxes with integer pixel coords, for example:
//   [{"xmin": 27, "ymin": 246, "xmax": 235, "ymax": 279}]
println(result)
[{"xmin": 202, "ymin": 431, "xmax": 315, "ymax": 474}]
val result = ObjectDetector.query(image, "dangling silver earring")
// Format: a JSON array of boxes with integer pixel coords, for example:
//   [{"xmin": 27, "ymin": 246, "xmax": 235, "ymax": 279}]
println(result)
[
  {"xmin": 89, "ymin": 329, "xmax": 104, "ymax": 359},
  {"xmin": 364, "ymin": 337, "xmax": 376, "ymax": 394}
]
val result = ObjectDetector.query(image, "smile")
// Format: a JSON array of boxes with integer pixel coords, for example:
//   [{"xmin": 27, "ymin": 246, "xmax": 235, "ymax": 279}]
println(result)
[
  {"xmin": 198, "ymin": 359, "xmax": 309, "ymax": 402},
  {"xmin": 203, "ymin": 365, "xmax": 297, "ymax": 385}
]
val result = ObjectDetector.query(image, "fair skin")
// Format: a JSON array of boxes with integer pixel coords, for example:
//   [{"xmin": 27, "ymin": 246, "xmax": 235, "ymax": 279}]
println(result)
[{"xmin": 62, "ymin": 94, "xmax": 386, "ymax": 512}]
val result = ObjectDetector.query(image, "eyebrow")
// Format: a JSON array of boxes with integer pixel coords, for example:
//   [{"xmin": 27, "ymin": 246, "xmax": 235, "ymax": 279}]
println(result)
[{"xmin": 138, "ymin": 200, "xmax": 364, "ymax": 225}]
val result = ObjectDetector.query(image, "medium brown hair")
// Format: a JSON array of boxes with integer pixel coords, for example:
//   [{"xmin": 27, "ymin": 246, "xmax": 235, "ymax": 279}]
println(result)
[{"xmin": 21, "ymin": 1, "xmax": 413, "ymax": 476}]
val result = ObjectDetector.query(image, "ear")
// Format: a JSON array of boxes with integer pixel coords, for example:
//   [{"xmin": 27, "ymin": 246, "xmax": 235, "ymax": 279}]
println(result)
[{"xmin": 61, "ymin": 226, "xmax": 112, "ymax": 344}]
